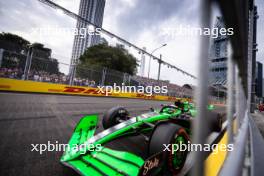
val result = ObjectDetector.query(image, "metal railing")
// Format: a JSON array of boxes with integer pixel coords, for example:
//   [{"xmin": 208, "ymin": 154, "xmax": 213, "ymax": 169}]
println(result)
[
  {"xmin": 192, "ymin": 0, "xmax": 262, "ymax": 176},
  {"xmin": 0, "ymin": 49, "xmax": 200, "ymax": 98}
]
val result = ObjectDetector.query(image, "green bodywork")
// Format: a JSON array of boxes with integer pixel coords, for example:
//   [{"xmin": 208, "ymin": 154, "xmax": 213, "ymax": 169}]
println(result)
[{"xmin": 61, "ymin": 102, "xmax": 214, "ymax": 176}]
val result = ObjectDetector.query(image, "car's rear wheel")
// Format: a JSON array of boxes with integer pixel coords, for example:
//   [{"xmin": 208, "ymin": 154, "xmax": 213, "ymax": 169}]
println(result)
[
  {"xmin": 208, "ymin": 112, "xmax": 223, "ymax": 132},
  {"xmin": 149, "ymin": 123, "xmax": 189, "ymax": 175},
  {"xmin": 102, "ymin": 106, "xmax": 129, "ymax": 129}
]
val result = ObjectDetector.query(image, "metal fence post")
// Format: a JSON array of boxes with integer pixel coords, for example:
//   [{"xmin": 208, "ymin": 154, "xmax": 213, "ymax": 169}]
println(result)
[
  {"xmin": 191, "ymin": 0, "xmax": 211, "ymax": 175},
  {"xmin": 27, "ymin": 48, "xmax": 34, "ymax": 80},
  {"xmin": 157, "ymin": 54, "xmax": 162, "ymax": 81},
  {"xmin": 69, "ymin": 59, "xmax": 77, "ymax": 85},
  {"xmin": 0, "ymin": 49, "xmax": 4, "ymax": 67},
  {"xmin": 123, "ymin": 73, "xmax": 126, "ymax": 85},
  {"xmin": 23, "ymin": 46, "xmax": 33, "ymax": 80},
  {"xmin": 227, "ymin": 42, "xmax": 234, "ymax": 143},
  {"xmin": 101, "ymin": 67, "xmax": 106, "ymax": 86}
]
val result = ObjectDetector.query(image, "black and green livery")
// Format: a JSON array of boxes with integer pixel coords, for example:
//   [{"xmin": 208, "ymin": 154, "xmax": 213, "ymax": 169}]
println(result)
[{"xmin": 61, "ymin": 101, "xmax": 221, "ymax": 176}]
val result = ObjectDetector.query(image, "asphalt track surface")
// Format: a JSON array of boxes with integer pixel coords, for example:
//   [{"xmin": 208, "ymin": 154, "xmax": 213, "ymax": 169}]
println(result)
[
  {"xmin": 0, "ymin": 92, "xmax": 226, "ymax": 176},
  {"xmin": 252, "ymin": 112, "xmax": 264, "ymax": 138}
]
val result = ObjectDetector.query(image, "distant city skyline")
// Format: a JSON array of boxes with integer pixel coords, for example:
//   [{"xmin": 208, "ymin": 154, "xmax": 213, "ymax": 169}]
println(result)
[
  {"xmin": 71, "ymin": 0, "xmax": 105, "ymax": 63},
  {"xmin": 0, "ymin": 0, "xmax": 263, "ymax": 86}
]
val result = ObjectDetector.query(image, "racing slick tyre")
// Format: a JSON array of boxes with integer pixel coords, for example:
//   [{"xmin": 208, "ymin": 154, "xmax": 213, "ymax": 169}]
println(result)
[
  {"xmin": 149, "ymin": 123, "xmax": 189, "ymax": 175},
  {"xmin": 102, "ymin": 106, "xmax": 129, "ymax": 129},
  {"xmin": 208, "ymin": 112, "xmax": 223, "ymax": 132}
]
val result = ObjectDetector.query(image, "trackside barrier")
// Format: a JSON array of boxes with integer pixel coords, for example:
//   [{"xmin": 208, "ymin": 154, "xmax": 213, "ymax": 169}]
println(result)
[
  {"xmin": 0, "ymin": 77, "xmax": 231, "ymax": 176},
  {"xmin": 205, "ymin": 132, "xmax": 228, "ymax": 176},
  {"xmin": 204, "ymin": 117, "xmax": 238, "ymax": 176},
  {"xmin": 192, "ymin": 0, "xmax": 262, "ymax": 175},
  {"xmin": 0, "ymin": 78, "xmax": 193, "ymax": 102}
]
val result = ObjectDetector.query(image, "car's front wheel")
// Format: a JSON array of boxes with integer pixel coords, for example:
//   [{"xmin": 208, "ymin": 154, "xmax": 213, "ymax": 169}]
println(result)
[
  {"xmin": 149, "ymin": 123, "xmax": 189, "ymax": 175},
  {"xmin": 102, "ymin": 106, "xmax": 129, "ymax": 129}
]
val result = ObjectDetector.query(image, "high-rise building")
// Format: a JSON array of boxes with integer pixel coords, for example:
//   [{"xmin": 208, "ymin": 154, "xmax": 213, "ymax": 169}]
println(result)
[
  {"xmin": 69, "ymin": 0, "xmax": 105, "ymax": 83},
  {"xmin": 262, "ymin": 78, "xmax": 264, "ymax": 98},
  {"xmin": 255, "ymin": 61, "xmax": 263, "ymax": 98},
  {"xmin": 209, "ymin": 17, "xmax": 229, "ymax": 86}
]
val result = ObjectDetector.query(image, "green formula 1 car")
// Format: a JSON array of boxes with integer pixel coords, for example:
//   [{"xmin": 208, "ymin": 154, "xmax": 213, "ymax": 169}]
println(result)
[{"xmin": 60, "ymin": 101, "xmax": 222, "ymax": 176}]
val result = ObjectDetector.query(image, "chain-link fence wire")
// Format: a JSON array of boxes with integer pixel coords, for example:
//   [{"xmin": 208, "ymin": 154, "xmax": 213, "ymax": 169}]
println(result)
[
  {"xmin": 0, "ymin": 35, "xmax": 195, "ymax": 98},
  {"xmin": 75, "ymin": 64, "xmax": 142, "ymax": 87},
  {"xmin": 25, "ymin": 56, "xmax": 70, "ymax": 84},
  {"xmin": 104, "ymin": 68, "xmax": 127, "ymax": 86},
  {"xmin": 0, "ymin": 49, "xmax": 195, "ymax": 98},
  {"xmin": 0, "ymin": 49, "xmax": 26, "ymax": 79},
  {"xmin": 0, "ymin": 48, "xmax": 71, "ymax": 84},
  {"xmin": 0, "ymin": 47, "xmax": 226, "ymax": 101},
  {"xmin": 75, "ymin": 64, "xmax": 103, "ymax": 87}
]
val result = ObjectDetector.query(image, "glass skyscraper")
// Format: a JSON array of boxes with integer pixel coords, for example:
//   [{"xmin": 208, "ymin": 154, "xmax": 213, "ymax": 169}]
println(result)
[
  {"xmin": 69, "ymin": 0, "xmax": 105, "ymax": 83},
  {"xmin": 209, "ymin": 17, "xmax": 229, "ymax": 86}
]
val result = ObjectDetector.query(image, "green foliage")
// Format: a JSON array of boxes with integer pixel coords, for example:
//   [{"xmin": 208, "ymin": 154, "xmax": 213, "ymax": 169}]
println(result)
[
  {"xmin": 31, "ymin": 58, "xmax": 59, "ymax": 74},
  {"xmin": 1, "ymin": 52, "xmax": 26, "ymax": 69},
  {"xmin": 0, "ymin": 32, "xmax": 59, "ymax": 74},
  {"xmin": 0, "ymin": 32, "xmax": 30, "ymax": 49},
  {"xmin": 77, "ymin": 44, "xmax": 138, "ymax": 76}
]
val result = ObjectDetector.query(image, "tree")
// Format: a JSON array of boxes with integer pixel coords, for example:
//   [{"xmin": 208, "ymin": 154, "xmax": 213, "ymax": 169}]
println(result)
[
  {"xmin": 30, "ymin": 57, "xmax": 59, "ymax": 74},
  {"xmin": 0, "ymin": 32, "xmax": 30, "ymax": 53},
  {"xmin": 0, "ymin": 32, "xmax": 59, "ymax": 74},
  {"xmin": 77, "ymin": 44, "xmax": 138, "ymax": 77}
]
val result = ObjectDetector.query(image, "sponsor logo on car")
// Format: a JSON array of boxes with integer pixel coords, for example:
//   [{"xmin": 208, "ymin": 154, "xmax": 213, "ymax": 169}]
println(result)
[{"xmin": 142, "ymin": 157, "xmax": 160, "ymax": 175}]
